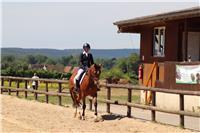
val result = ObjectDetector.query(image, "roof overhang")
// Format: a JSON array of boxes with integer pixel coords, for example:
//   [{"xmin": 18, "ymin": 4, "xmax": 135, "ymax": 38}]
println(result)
[{"xmin": 114, "ymin": 6, "xmax": 200, "ymax": 33}]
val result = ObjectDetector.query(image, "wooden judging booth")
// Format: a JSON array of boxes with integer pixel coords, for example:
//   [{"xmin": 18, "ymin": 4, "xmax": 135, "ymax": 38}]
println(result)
[{"xmin": 114, "ymin": 7, "xmax": 200, "ymax": 112}]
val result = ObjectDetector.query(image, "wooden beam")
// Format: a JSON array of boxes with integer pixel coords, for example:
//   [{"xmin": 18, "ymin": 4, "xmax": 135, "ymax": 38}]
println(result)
[
  {"xmin": 1, "ymin": 86, "xmax": 68, "ymax": 97},
  {"xmin": 87, "ymin": 97, "xmax": 200, "ymax": 117},
  {"xmin": 0, "ymin": 76, "xmax": 68, "ymax": 84},
  {"xmin": 100, "ymin": 83, "xmax": 200, "ymax": 96},
  {"xmin": 184, "ymin": 19, "xmax": 188, "ymax": 61}
]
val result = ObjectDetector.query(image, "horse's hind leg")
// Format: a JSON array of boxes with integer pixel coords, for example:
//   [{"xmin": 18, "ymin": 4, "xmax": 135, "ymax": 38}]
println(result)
[
  {"xmin": 82, "ymin": 97, "xmax": 86, "ymax": 120},
  {"xmin": 70, "ymin": 89, "xmax": 76, "ymax": 107},
  {"xmin": 74, "ymin": 106, "xmax": 77, "ymax": 118},
  {"xmin": 70, "ymin": 89, "xmax": 78, "ymax": 118}
]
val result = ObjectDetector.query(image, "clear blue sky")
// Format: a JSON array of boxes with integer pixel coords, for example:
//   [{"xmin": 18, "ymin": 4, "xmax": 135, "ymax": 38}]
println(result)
[{"xmin": 1, "ymin": 1, "xmax": 199, "ymax": 49}]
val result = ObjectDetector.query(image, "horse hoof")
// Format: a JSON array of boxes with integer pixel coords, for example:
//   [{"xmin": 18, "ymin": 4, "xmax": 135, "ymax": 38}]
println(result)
[
  {"xmin": 94, "ymin": 118, "xmax": 99, "ymax": 122},
  {"xmin": 78, "ymin": 112, "xmax": 82, "ymax": 120},
  {"xmin": 74, "ymin": 113, "xmax": 77, "ymax": 118},
  {"xmin": 82, "ymin": 116, "xmax": 85, "ymax": 120}
]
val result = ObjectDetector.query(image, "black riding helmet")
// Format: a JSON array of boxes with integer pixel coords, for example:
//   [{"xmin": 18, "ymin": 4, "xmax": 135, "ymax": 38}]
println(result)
[{"xmin": 83, "ymin": 43, "xmax": 91, "ymax": 49}]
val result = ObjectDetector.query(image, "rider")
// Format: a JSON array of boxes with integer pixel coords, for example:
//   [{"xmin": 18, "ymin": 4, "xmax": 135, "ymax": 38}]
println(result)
[{"xmin": 74, "ymin": 43, "xmax": 94, "ymax": 93}]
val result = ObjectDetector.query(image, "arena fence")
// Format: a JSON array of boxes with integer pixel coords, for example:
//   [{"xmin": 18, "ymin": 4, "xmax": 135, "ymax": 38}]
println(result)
[{"xmin": 1, "ymin": 76, "xmax": 200, "ymax": 129}]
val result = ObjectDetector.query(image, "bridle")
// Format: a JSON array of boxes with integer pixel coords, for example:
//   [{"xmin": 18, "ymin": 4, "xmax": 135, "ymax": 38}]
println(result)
[{"xmin": 87, "ymin": 66, "xmax": 100, "ymax": 88}]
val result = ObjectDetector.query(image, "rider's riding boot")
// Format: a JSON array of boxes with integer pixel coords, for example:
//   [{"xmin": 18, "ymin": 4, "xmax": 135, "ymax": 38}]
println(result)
[{"xmin": 74, "ymin": 79, "xmax": 80, "ymax": 93}]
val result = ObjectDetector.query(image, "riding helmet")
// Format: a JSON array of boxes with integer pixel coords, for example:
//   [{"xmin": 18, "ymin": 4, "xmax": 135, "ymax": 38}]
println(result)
[{"xmin": 83, "ymin": 43, "xmax": 91, "ymax": 49}]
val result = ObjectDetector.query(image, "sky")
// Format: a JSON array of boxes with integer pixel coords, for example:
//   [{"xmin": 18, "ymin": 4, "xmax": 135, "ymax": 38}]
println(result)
[{"xmin": 1, "ymin": 1, "xmax": 199, "ymax": 49}]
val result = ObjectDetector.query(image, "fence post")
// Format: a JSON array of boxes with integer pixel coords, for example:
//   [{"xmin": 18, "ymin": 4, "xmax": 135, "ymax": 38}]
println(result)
[
  {"xmin": 25, "ymin": 80, "xmax": 28, "ymax": 98},
  {"xmin": 46, "ymin": 82, "xmax": 49, "ymax": 103},
  {"xmin": 34, "ymin": 81, "xmax": 38, "ymax": 100},
  {"xmin": 58, "ymin": 83, "xmax": 62, "ymax": 106},
  {"xmin": 106, "ymin": 87, "xmax": 111, "ymax": 113},
  {"xmin": 16, "ymin": 80, "xmax": 20, "ymax": 97},
  {"xmin": 127, "ymin": 88, "xmax": 132, "ymax": 117},
  {"xmin": 1, "ymin": 78, "xmax": 4, "ymax": 94},
  {"xmin": 8, "ymin": 79, "xmax": 12, "ymax": 95},
  {"xmin": 151, "ymin": 91, "xmax": 156, "ymax": 121},
  {"xmin": 179, "ymin": 94, "xmax": 184, "ymax": 127}
]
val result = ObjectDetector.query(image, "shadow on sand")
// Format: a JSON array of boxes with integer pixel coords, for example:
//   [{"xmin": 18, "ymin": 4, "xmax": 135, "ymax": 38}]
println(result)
[{"xmin": 101, "ymin": 113, "xmax": 125, "ymax": 121}]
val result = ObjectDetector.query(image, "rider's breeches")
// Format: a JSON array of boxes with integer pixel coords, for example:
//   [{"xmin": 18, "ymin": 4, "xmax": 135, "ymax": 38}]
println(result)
[{"xmin": 74, "ymin": 68, "xmax": 84, "ymax": 83}]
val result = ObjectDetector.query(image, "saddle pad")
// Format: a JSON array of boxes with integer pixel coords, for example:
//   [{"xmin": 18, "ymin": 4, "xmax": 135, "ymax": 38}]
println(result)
[
  {"xmin": 74, "ymin": 72, "xmax": 86, "ymax": 85},
  {"xmin": 79, "ymin": 72, "xmax": 86, "ymax": 85}
]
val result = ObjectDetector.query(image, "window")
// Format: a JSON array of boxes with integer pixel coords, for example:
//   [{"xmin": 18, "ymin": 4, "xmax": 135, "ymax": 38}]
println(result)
[{"xmin": 153, "ymin": 27, "xmax": 165, "ymax": 57}]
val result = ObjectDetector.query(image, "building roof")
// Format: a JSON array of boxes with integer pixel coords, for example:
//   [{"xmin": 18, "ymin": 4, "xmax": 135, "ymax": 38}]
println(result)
[{"xmin": 114, "ymin": 6, "xmax": 200, "ymax": 32}]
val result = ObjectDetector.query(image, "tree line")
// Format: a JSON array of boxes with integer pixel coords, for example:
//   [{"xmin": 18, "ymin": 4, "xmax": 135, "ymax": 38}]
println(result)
[{"xmin": 1, "ymin": 53, "xmax": 140, "ymax": 84}]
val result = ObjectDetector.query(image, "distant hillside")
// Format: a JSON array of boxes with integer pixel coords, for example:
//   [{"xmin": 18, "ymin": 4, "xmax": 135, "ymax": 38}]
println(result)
[{"xmin": 1, "ymin": 48, "xmax": 139, "ymax": 59}]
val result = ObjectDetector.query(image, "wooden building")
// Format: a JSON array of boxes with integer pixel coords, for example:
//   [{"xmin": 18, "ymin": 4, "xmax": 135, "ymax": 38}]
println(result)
[{"xmin": 114, "ymin": 7, "xmax": 200, "ymax": 91}]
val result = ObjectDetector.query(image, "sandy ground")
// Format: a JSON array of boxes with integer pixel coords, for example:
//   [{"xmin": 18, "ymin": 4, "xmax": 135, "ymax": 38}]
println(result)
[{"xmin": 0, "ymin": 95, "xmax": 195, "ymax": 133}]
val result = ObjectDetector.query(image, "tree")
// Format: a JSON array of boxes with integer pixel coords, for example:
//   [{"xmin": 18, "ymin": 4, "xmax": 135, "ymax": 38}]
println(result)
[
  {"xmin": 45, "ymin": 58, "xmax": 56, "ymax": 65},
  {"xmin": 26, "ymin": 55, "xmax": 37, "ymax": 64},
  {"xmin": 60, "ymin": 56, "xmax": 72, "ymax": 66},
  {"xmin": 35, "ymin": 55, "xmax": 48, "ymax": 64},
  {"xmin": 2, "ymin": 55, "xmax": 15, "ymax": 62}
]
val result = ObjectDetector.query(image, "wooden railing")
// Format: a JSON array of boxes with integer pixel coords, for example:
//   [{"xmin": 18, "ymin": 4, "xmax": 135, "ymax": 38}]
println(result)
[
  {"xmin": 1, "ymin": 76, "xmax": 200, "ymax": 129},
  {"xmin": 0, "ymin": 76, "xmax": 69, "ymax": 106}
]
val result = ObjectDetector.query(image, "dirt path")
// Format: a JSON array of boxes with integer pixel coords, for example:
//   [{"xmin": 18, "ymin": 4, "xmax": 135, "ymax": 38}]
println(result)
[{"xmin": 0, "ymin": 95, "xmax": 194, "ymax": 133}]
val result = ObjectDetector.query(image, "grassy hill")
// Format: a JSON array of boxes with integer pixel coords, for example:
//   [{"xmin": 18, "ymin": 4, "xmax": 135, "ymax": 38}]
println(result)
[{"xmin": 1, "ymin": 48, "xmax": 139, "ymax": 59}]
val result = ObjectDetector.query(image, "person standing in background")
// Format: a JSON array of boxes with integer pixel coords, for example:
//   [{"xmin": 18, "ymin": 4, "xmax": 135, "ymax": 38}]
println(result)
[{"xmin": 32, "ymin": 73, "xmax": 39, "ymax": 90}]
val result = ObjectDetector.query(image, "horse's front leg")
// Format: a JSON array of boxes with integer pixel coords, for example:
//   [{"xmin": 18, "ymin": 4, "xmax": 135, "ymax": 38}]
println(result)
[
  {"xmin": 93, "ymin": 93, "xmax": 101, "ymax": 122},
  {"xmin": 94, "ymin": 94, "xmax": 98, "ymax": 118},
  {"xmin": 82, "ymin": 97, "xmax": 86, "ymax": 120},
  {"xmin": 93, "ymin": 93, "xmax": 103, "ymax": 122}
]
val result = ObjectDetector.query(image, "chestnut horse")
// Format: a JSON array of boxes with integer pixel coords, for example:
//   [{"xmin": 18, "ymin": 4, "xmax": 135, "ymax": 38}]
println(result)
[{"xmin": 69, "ymin": 64, "xmax": 101, "ymax": 120}]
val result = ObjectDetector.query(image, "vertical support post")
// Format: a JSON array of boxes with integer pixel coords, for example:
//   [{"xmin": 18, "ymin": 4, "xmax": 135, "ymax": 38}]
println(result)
[
  {"xmin": 58, "ymin": 83, "xmax": 62, "ymax": 106},
  {"xmin": 8, "ymin": 79, "xmax": 12, "ymax": 95},
  {"xmin": 45, "ymin": 82, "xmax": 49, "ymax": 103},
  {"xmin": 34, "ymin": 81, "xmax": 38, "ymax": 100},
  {"xmin": 151, "ymin": 91, "xmax": 156, "ymax": 121},
  {"xmin": 106, "ymin": 87, "xmax": 111, "ymax": 113},
  {"xmin": 183, "ymin": 19, "xmax": 188, "ymax": 61},
  {"xmin": 179, "ymin": 94, "xmax": 184, "ymax": 127},
  {"xmin": 89, "ymin": 99, "xmax": 92, "ymax": 110},
  {"xmin": 127, "ymin": 88, "xmax": 132, "ymax": 117},
  {"xmin": 16, "ymin": 80, "xmax": 20, "ymax": 97},
  {"xmin": 1, "ymin": 78, "xmax": 4, "ymax": 94},
  {"xmin": 25, "ymin": 80, "xmax": 28, "ymax": 98}
]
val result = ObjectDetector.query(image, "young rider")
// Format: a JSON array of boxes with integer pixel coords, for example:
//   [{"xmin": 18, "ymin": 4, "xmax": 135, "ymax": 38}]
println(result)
[{"xmin": 74, "ymin": 43, "xmax": 94, "ymax": 93}]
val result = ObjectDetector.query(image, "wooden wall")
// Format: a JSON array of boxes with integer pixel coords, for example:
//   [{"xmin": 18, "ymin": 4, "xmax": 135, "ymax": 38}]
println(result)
[
  {"xmin": 143, "ymin": 62, "xmax": 200, "ymax": 91},
  {"xmin": 139, "ymin": 17, "xmax": 200, "ymax": 63},
  {"xmin": 140, "ymin": 22, "xmax": 179, "ymax": 63},
  {"xmin": 163, "ymin": 62, "xmax": 200, "ymax": 91}
]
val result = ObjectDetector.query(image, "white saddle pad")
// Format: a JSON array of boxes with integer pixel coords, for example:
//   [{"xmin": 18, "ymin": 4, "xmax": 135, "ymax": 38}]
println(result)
[{"xmin": 74, "ymin": 72, "xmax": 86, "ymax": 85}]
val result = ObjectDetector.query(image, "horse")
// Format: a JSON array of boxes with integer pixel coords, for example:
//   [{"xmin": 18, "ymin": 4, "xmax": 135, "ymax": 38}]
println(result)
[{"xmin": 69, "ymin": 64, "xmax": 102, "ymax": 121}]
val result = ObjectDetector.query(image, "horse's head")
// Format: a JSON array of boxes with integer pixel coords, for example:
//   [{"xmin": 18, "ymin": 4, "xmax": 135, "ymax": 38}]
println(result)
[{"xmin": 88, "ymin": 64, "xmax": 102, "ymax": 81}]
